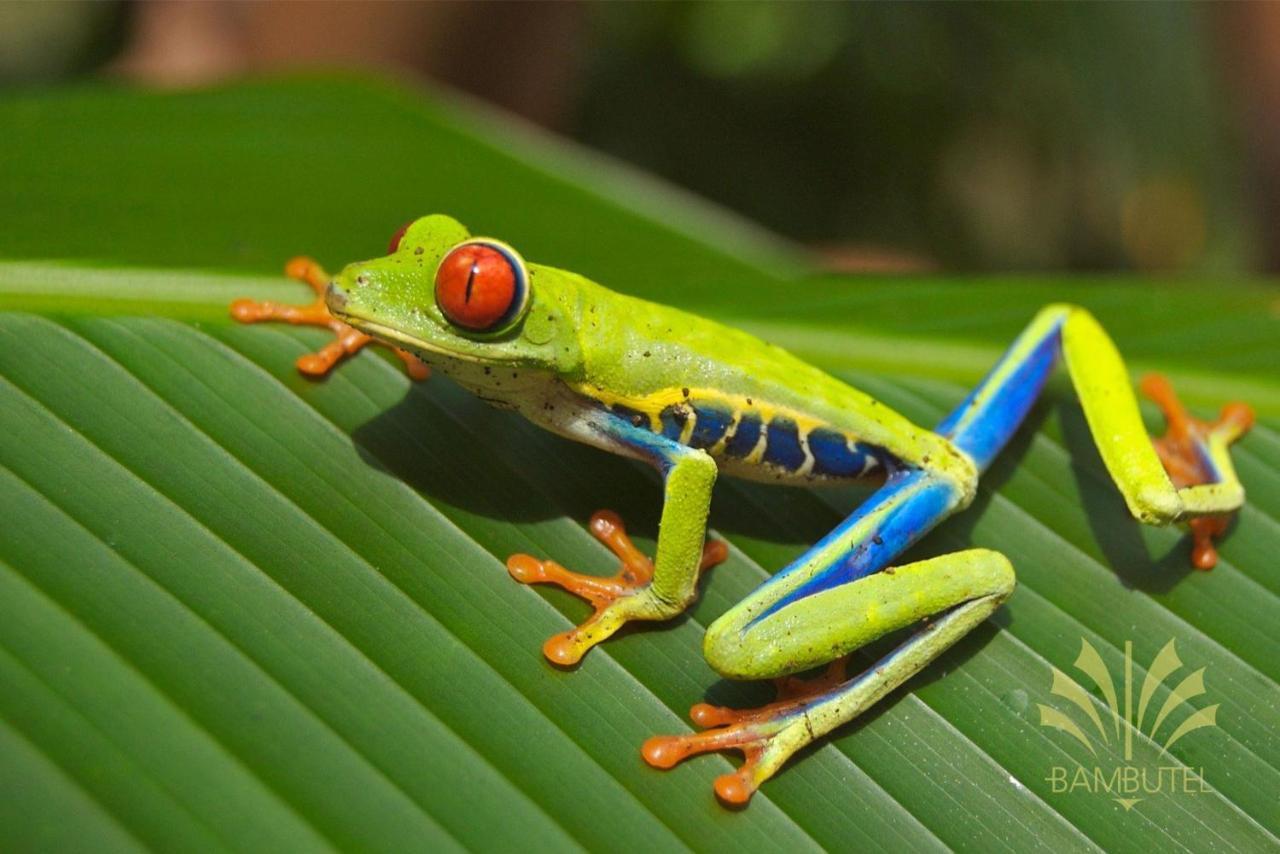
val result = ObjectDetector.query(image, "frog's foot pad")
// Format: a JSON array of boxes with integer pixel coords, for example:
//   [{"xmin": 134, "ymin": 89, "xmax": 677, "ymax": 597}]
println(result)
[
  {"xmin": 642, "ymin": 661, "xmax": 851, "ymax": 805},
  {"xmin": 506, "ymin": 510, "xmax": 727, "ymax": 666},
  {"xmin": 230, "ymin": 256, "xmax": 429, "ymax": 380},
  {"xmin": 1140, "ymin": 373, "xmax": 1254, "ymax": 569}
]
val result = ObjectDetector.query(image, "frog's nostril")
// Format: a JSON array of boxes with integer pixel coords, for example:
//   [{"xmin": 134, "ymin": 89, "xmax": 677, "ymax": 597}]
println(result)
[{"xmin": 325, "ymin": 281, "xmax": 348, "ymax": 313}]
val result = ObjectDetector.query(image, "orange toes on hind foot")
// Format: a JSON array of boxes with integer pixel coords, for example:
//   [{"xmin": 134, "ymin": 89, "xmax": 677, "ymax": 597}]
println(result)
[
  {"xmin": 1140, "ymin": 373, "xmax": 1254, "ymax": 570},
  {"xmin": 712, "ymin": 769, "xmax": 759, "ymax": 806},
  {"xmin": 641, "ymin": 722, "xmax": 772, "ymax": 806},
  {"xmin": 642, "ymin": 660, "xmax": 853, "ymax": 805},
  {"xmin": 1188, "ymin": 517, "xmax": 1229, "ymax": 570}
]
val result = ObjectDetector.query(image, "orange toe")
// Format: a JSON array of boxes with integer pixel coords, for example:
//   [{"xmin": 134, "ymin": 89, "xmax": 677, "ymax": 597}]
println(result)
[
  {"xmin": 1140, "ymin": 372, "xmax": 1253, "ymax": 570},
  {"xmin": 713, "ymin": 769, "xmax": 756, "ymax": 806},
  {"xmin": 508, "ymin": 511, "xmax": 727, "ymax": 665},
  {"xmin": 229, "ymin": 257, "xmax": 429, "ymax": 381},
  {"xmin": 642, "ymin": 719, "xmax": 771, "ymax": 805},
  {"xmin": 642, "ymin": 660, "xmax": 853, "ymax": 805}
]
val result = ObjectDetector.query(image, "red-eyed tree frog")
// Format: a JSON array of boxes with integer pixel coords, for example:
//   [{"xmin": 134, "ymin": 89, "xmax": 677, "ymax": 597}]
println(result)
[{"xmin": 231, "ymin": 215, "xmax": 1253, "ymax": 805}]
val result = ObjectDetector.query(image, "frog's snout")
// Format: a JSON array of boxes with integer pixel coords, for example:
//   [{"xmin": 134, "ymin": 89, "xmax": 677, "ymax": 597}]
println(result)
[{"xmin": 325, "ymin": 281, "xmax": 348, "ymax": 315}]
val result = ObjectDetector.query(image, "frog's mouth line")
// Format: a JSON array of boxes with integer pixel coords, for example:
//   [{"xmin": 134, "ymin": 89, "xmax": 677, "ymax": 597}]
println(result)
[{"xmin": 337, "ymin": 311, "xmax": 513, "ymax": 368}]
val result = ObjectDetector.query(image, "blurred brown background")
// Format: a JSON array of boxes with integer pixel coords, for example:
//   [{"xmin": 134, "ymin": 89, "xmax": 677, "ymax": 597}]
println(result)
[{"xmin": 4, "ymin": 0, "xmax": 1280, "ymax": 275}]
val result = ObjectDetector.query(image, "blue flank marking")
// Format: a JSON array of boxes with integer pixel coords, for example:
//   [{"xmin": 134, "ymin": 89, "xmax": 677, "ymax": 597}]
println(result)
[
  {"xmin": 690, "ymin": 405, "xmax": 732, "ymax": 449},
  {"xmin": 938, "ymin": 319, "xmax": 1063, "ymax": 471},
  {"xmin": 592, "ymin": 409, "xmax": 685, "ymax": 472},
  {"xmin": 744, "ymin": 469, "xmax": 959, "ymax": 629},
  {"xmin": 809, "ymin": 428, "xmax": 870, "ymax": 477},
  {"xmin": 725, "ymin": 412, "xmax": 762, "ymax": 457},
  {"xmin": 763, "ymin": 417, "xmax": 806, "ymax": 471},
  {"xmin": 659, "ymin": 404, "xmax": 690, "ymax": 441}
]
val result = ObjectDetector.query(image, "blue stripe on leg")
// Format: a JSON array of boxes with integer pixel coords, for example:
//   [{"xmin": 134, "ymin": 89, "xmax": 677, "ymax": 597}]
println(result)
[
  {"xmin": 937, "ymin": 315, "xmax": 1065, "ymax": 471},
  {"xmin": 744, "ymin": 468, "xmax": 961, "ymax": 629}
]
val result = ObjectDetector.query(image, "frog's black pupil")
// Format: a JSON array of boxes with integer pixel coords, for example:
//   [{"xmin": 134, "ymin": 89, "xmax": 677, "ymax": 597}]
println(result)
[{"xmin": 464, "ymin": 264, "xmax": 478, "ymax": 303}]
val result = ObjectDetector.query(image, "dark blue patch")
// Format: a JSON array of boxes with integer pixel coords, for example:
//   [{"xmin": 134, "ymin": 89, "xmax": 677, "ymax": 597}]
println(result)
[
  {"xmin": 724, "ymin": 412, "xmax": 762, "ymax": 457},
  {"xmin": 809, "ymin": 428, "xmax": 869, "ymax": 477},
  {"xmin": 610, "ymin": 403, "xmax": 652, "ymax": 430},
  {"xmin": 659, "ymin": 404, "xmax": 690, "ymax": 441},
  {"xmin": 689, "ymin": 405, "xmax": 732, "ymax": 449},
  {"xmin": 764, "ymin": 416, "xmax": 806, "ymax": 471}
]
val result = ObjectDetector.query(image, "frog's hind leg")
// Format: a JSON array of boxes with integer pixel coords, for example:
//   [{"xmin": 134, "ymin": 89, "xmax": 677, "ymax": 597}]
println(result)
[
  {"xmin": 644, "ymin": 468, "xmax": 1013, "ymax": 804},
  {"xmin": 230, "ymin": 256, "xmax": 428, "ymax": 379},
  {"xmin": 646, "ymin": 551, "xmax": 1012, "ymax": 804},
  {"xmin": 937, "ymin": 304, "xmax": 1253, "ymax": 566},
  {"xmin": 645, "ymin": 304, "xmax": 1255, "ymax": 805},
  {"xmin": 639, "ymin": 316, "xmax": 1057, "ymax": 802}
]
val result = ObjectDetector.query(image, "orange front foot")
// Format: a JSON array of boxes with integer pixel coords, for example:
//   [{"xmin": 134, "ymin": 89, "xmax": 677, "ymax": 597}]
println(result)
[
  {"xmin": 1140, "ymin": 373, "xmax": 1254, "ymax": 569},
  {"xmin": 230, "ymin": 256, "xmax": 429, "ymax": 380},
  {"xmin": 507, "ymin": 510, "xmax": 727, "ymax": 666},
  {"xmin": 642, "ymin": 659, "xmax": 852, "ymax": 805}
]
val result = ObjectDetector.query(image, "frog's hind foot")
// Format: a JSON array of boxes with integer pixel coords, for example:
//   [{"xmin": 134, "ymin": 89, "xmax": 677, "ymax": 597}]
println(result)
[
  {"xmin": 230, "ymin": 256, "xmax": 429, "ymax": 380},
  {"xmin": 507, "ymin": 510, "xmax": 727, "ymax": 666},
  {"xmin": 1140, "ymin": 373, "xmax": 1254, "ymax": 569},
  {"xmin": 641, "ymin": 660, "xmax": 852, "ymax": 805}
]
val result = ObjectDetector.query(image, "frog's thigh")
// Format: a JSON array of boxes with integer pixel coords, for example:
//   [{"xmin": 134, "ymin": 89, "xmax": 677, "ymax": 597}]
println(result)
[{"xmin": 704, "ymin": 549, "xmax": 1015, "ymax": 680}]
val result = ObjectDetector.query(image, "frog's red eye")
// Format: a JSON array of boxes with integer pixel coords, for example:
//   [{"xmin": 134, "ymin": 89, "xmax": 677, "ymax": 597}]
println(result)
[
  {"xmin": 387, "ymin": 220, "xmax": 414, "ymax": 254},
  {"xmin": 434, "ymin": 239, "xmax": 530, "ymax": 332}
]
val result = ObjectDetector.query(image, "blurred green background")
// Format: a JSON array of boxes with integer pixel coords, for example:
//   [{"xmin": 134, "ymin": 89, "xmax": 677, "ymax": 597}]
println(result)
[
  {"xmin": 2, "ymin": 5, "xmax": 1278, "ymax": 849},
  {"xmin": 4, "ymin": 0, "xmax": 1277, "ymax": 276}
]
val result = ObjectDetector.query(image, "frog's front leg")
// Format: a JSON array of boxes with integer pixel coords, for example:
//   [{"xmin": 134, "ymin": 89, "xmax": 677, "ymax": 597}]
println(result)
[
  {"xmin": 507, "ymin": 412, "xmax": 728, "ymax": 665},
  {"xmin": 231, "ymin": 257, "xmax": 429, "ymax": 379}
]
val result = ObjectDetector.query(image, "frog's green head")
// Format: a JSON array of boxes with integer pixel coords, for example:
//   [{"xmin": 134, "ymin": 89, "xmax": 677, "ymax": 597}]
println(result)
[{"xmin": 326, "ymin": 215, "xmax": 583, "ymax": 385}]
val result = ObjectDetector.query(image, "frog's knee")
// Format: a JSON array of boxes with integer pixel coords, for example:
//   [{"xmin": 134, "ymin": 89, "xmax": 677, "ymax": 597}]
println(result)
[
  {"xmin": 1128, "ymin": 484, "xmax": 1183, "ymax": 525},
  {"xmin": 975, "ymin": 548, "xmax": 1016, "ymax": 601},
  {"xmin": 702, "ymin": 611, "xmax": 761, "ymax": 680}
]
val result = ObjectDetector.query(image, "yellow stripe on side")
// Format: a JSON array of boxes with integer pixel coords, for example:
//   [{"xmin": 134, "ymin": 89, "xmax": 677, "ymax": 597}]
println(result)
[{"xmin": 569, "ymin": 384, "xmax": 840, "ymax": 438}]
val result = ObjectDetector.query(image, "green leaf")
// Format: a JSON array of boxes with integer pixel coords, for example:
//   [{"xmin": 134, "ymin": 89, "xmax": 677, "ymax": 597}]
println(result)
[{"xmin": 1, "ymin": 75, "xmax": 1276, "ymax": 851}]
